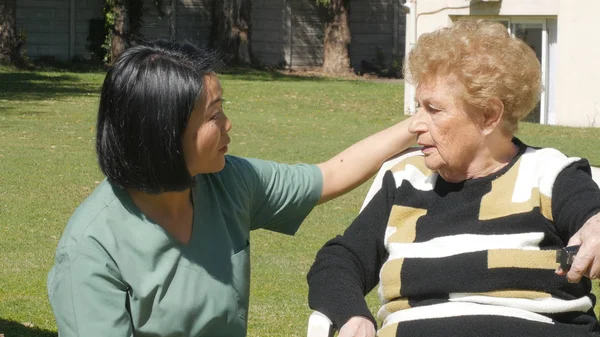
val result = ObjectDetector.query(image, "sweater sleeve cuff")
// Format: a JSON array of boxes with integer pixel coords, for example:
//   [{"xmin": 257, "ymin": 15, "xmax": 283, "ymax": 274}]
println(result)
[
  {"xmin": 308, "ymin": 284, "xmax": 377, "ymax": 330},
  {"xmin": 325, "ymin": 303, "xmax": 377, "ymax": 331}
]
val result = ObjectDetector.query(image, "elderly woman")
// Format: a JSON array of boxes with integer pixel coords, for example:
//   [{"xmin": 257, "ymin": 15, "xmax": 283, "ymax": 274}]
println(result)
[
  {"xmin": 307, "ymin": 19, "xmax": 600, "ymax": 337},
  {"xmin": 46, "ymin": 41, "xmax": 416, "ymax": 337}
]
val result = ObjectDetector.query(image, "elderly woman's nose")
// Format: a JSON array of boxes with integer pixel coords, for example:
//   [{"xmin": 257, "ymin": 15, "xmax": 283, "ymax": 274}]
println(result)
[{"xmin": 408, "ymin": 112, "xmax": 426, "ymax": 134}]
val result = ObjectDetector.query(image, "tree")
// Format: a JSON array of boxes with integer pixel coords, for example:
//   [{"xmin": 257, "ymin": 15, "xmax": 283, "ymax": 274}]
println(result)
[
  {"xmin": 109, "ymin": 0, "xmax": 130, "ymax": 63},
  {"xmin": 104, "ymin": 0, "xmax": 143, "ymax": 64},
  {"xmin": 0, "ymin": 0, "xmax": 23, "ymax": 65},
  {"xmin": 318, "ymin": 0, "xmax": 351, "ymax": 74},
  {"xmin": 211, "ymin": 0, "xmax": 253, "ymax": 65}
]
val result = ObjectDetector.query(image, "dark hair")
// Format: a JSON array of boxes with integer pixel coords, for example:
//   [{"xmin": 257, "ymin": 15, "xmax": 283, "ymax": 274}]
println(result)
[{"xmin": 96, "ymin": 40, "xmax": 222, "ymax": 194}]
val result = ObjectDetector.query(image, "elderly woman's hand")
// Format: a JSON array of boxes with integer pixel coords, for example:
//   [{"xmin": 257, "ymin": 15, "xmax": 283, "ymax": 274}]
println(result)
[
  {"xmin": 338, "ymin": 316, "xmax": 376, "ymax": 337},
  {"xmin": 557, "ymin": 212, "xmax": 600, "ymax": 283}
]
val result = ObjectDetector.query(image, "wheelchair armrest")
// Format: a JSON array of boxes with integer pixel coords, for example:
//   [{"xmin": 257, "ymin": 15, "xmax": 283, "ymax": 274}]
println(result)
[
  {"xmin": 591, "ymin": 166, "xmax": 599, "ymax": 187},
  {"xmin": 307, "ymin": 311, "xmax": 334, "ymax": 337}
]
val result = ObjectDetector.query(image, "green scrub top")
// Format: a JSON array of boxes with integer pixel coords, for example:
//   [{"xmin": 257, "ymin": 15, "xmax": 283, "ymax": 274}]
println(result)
[{"xmin": 47, "ymin": 156, "xmax": 323, "ymax": 337}]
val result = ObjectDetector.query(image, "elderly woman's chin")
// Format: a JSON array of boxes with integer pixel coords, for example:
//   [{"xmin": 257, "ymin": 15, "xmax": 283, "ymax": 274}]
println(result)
[
  {"xmin": 422, "ymin": 156, "xmax": 455, "ymax": 180},
  {"xmin": 421, "ymin": 149, "xmax": 458, "ymax": 176},
  {"xmin": 422, "ymin": 153, "xmax": 442, "ymax": 171}
]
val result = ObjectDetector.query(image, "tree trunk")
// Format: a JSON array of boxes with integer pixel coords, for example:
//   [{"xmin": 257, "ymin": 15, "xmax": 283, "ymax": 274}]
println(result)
[
  {"xmin": 211, "ymin": 0, "xmax": 253, "ymax": 65},
  {"xmin": 0, "ymin": 0, "xmax": 22, "ymax": 64},
  {"xmin": 322, "ymin": 0, "xmax": 351, "ymax": 74},
  {"xmin": 110, "ymin": 0, "xmax": 130, "ymax": 64}
]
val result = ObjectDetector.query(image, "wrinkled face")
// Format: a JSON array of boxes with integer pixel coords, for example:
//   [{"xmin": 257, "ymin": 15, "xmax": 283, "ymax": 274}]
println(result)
[
  {"xmin": 408, "ymin": 76, "xmax": 486, "ymax": 180},
  {"xmin": 182, "ymin": 73, "xmax": 232, "ymax": 176}
]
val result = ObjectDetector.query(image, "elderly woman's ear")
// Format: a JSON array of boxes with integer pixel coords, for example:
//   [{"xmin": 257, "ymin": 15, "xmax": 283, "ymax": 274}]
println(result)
[{"xmin": 481, "ymin": 97, "xmax": 505, "ymax": 136}]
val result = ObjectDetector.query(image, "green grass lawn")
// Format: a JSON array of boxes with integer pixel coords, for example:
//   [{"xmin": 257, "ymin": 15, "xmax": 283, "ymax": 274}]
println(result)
[{"xmin": 1, "ymin": 65, "xmax": 599, "ymax": 336}]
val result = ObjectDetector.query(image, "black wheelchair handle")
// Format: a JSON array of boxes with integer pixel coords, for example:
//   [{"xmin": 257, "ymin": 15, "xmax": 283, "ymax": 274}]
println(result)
[{"xmin": 556, "ymin": 245, "xmax": 581, "ymax": 272}]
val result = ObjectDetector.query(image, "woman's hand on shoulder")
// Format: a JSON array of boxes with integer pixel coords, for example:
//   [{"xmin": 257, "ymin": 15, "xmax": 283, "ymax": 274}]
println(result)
[
  {"xmin": 558, "ymin": 212, "xmax": 600, "ymax": 283},
  {"xmin": 338, "ymin": 316, "xmax": 376, "ymax": 337}
]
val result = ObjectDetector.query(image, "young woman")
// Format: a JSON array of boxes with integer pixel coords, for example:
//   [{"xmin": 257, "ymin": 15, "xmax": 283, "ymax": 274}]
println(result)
[{"xmin": 47, "ymin": 41, "xmax": 416, "ymax": 337}]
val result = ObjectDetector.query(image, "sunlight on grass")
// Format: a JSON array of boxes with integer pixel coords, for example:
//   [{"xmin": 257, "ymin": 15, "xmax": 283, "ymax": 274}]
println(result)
[{"xmin": 1, "ymin": 65, "xmax": 599, "ymax": 336}]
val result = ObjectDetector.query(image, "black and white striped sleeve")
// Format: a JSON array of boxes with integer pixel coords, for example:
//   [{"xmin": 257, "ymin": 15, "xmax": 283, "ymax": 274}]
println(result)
[{"xmin": 307, "ymin": 170, "xmax": 396, "ymax": 329}]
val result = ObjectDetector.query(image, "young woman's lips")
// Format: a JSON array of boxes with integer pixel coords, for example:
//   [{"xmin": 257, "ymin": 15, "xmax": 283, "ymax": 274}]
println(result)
[{"xmin": 220, "ymin": 141, "xmax": 230, "ymax": 153}]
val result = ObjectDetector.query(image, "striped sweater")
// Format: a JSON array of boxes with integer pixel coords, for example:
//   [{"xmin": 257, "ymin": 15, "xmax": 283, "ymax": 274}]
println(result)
[{"xmin": 308, "ymin": 139, "xmax": 600, "ymax": 336}]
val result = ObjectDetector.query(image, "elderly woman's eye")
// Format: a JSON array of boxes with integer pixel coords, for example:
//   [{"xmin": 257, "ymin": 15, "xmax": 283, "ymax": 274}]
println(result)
[{"xmin": 428, "ymin": 104, "xmax": 441, "ymax": 112}]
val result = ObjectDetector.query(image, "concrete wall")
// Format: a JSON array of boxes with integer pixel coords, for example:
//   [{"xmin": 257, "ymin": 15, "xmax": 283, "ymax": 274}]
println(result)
[
  {"xmin": 252, "ymin": 0, "xmax": 290, "ymax": 67},
  {"xmin": 126, "ymin": 0, "xmax": 213, "ymax": 46},
  {"xmin": 17, "ymin": 0, "xmax": 72, "ymax": 59},
  {"xmin": 252, "ymin": 0, "xmax": 405, "ymax": 70},
  {"xmin": 17, "ymin": 0, "xmax": 103, "ymax": 60},
  {"xmin": 349, "ymin": 0, "xmax": 405, "ymax": 72},
  {"xmin": 140, "ymin": 0, "xmax": 172, "ymax": 42},
  {"xmin": 405, "ymin": 0, "xmax": 600, "ymax": 128},
  {"xmin": 16, "ymin": 0, "xmax": 211, "ymax": 60},
  {"xmin": 175, "ymin": 0, "xmax": 212, "ymax": 47},
  {"xmin": 15, "ymin": 0, "xmax": 406, "ymax": 75},
  {"xmin": 251, "ymin": 0, "xmax": 325, "ymax": 68},
  {"xmin": 74, "ymin": 0, "xmax": 104, "ymax": 58},
  {"xmin": 289, "ymin": 0, "xmax": 323, "ymax": 68}
]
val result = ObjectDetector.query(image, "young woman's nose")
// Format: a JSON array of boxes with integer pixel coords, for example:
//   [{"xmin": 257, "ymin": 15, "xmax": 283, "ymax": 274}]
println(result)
[{"xmin": 223, "ymin": 114, "xmax": 232, "ymax": 133}]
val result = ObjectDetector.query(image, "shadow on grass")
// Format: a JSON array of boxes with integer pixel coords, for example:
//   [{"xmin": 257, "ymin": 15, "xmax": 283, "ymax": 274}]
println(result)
[
  {"xmin": 0, "ymin": 72, "xmax": 100, "ymax": 103},
  {"xmin": 0, "ymin": 319, "xmax": 57, "ymax": 337},
  {"xmin": 13, "ymin": 56, "xmax": 107, "ymax": 74},
  {"xmin": 0, "ymin": 67, "xmax": 329, "ymax": 108},
  {"xmin": 219, "ymin": 66, "xmax": 332, "ymax": 82}
]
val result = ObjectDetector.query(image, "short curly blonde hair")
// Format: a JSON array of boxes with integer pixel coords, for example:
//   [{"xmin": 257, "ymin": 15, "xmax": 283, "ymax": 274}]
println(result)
[{"xmin": 404, "ymin": 19, "xmax": 542, "ymax": 135}]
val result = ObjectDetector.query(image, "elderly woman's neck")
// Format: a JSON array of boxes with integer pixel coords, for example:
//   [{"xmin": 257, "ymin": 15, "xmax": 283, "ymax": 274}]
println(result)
[
  {"xmin": 476, "ymin": 133, "xmax": 519, "ymax": 177},
  {"xmin": 442, "ymin": 133, "xmax": 519, "ymax": 183}
]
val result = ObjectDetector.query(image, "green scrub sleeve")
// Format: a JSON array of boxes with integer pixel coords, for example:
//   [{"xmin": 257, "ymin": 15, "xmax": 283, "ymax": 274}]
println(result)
[
  {"xmin": 47, "ymin": 239, "xmax": 133, "ymax": 337},
  {"xmin": 232, "ymin": 157, "xmax": 323, "ymax": 235}
]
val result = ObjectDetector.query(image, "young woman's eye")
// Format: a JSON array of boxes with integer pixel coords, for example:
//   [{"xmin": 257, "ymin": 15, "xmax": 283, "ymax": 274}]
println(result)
[{"xmin": 210, "ymin": 111, "xmax": 222, "ymax": 120}]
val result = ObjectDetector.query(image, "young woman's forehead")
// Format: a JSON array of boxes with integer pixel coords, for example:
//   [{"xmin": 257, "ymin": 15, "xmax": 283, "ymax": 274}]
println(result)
[{"xmin": 203, "ymin": 74, "xmax": 223, "ymax": 97}]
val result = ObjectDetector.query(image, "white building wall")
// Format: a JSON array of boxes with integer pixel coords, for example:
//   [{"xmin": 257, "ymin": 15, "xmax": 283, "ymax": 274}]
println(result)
[
  {"xmin": 555, "ymin": 1, "xmax": 600, "ymax": 127},
  {"xmin": 405, "ymin": 0, "xmax": 599, "ymax": 128}
]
